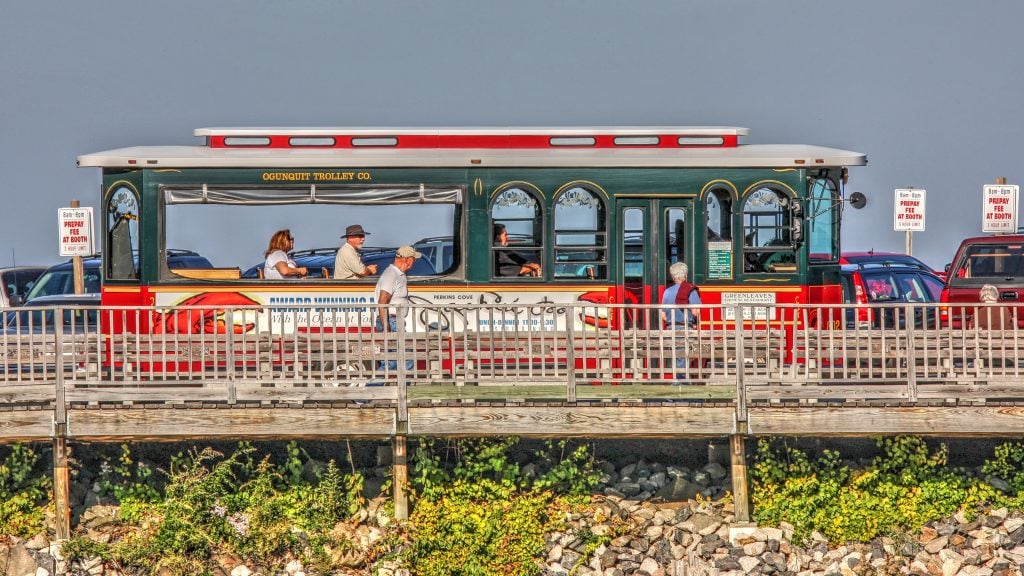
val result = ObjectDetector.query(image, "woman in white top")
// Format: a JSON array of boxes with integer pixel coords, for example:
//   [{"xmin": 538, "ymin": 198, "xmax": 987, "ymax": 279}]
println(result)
[{"xmin": 263, "ymin": 229, "xmax": 308, "ymax": 280}]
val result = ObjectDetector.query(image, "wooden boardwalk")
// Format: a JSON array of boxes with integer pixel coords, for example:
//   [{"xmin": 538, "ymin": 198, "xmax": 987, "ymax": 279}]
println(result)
[{"xmin": 3, "ymin": 300, "xmax": 1024, "ymax": 531}]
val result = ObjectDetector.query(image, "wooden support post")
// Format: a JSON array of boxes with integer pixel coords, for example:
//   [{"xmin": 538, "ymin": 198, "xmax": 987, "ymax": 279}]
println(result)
[
  {"xmin": 54, "ymin": 437, "xmax": 71, "ymax": 540},
  {"xmin": 730, "ymin": 434, "xmax": 750, "ymax": 522},
  {"xmin": 70, "ymin": 200, "xmax": 85, "ymax": 295},
  {"xmin": 54, "ymin": 309, "xmax": 71, "ymax": 540},
  {"xmin": 393, "ymin": 435, "xmax": 408, "ymax": 521}
]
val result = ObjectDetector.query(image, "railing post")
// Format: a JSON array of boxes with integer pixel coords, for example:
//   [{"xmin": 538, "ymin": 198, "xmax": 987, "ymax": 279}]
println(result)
[
  {"xmin": 226, "ymin": 309, "xmax": 237, "ymax": 404},
  {"xmin": 906, "ymin": 304, "xmax": 918, "ymax": 403},
  {"xmin": 396, "ymin": 305, "xmax": 408, "ymax": 425},
  {"xmin": 53, "ymin": 308, "xmax": 71, "ymax": 541},
  {"xmin": 733, "ymin": 305, "xmax": 747, "ymax": 423},
  {"xmin": 566, "ymin": 306, "xmax": 576, "ymax": 402}
]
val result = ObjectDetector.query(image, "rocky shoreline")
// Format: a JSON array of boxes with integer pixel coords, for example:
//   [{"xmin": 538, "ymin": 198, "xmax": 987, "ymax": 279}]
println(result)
[{"xmin": 4, "ymin": 454, "xmax": 1024, "ymax": 575}]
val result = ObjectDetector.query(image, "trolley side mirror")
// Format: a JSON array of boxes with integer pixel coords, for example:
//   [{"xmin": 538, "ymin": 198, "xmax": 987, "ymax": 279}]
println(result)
[{"xmin": 849, "ymin": 191, "xmax": 867, "ymax": 209}]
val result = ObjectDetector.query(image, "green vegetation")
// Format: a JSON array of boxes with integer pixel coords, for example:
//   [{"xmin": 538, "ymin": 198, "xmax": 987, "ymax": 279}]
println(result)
[
  {"xmin": 751, "ymin": 436, "xmax": 1013, "ymax": 543},
  {"xmin": 0, "ymin": 443, "xmax": 51, "ymax": 536},
  {"xmin": 398, "ymin": 438, "xmax": 603, "ymax": 576},
  {"xmin": 11, "ymin": 437, "xmax": 1024, "ymax": 573},
  {"xmin": 65, "ymin": 442, "xmax": 363, "ymax": 575}
]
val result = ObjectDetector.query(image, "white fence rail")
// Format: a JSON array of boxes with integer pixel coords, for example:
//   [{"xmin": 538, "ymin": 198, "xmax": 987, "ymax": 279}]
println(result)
[{"xmin": 2, "ymin": 302, "xmax": 1023, "ymax": 411}]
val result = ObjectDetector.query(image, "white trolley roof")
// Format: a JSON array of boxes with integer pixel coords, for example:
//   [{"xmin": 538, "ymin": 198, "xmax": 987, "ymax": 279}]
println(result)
[{"xmin": 78, "ymin": 127, "xmax": 866, "ymax": 169}]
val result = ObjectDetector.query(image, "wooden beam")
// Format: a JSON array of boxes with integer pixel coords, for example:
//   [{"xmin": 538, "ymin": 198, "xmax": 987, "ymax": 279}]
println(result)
[
  {"xmin": 68, "ymin": 408, "xmax": 395, "ymax": 440},
  {"xmin": 748, "ymin": 406, "xmax": 1024, "ymax": 435},
  {"xmin": 0, "ymin": 411, "xmax": 55, "ymax": 442},
  {"xmin": 408, "ymin": 406, "xmax": 737, "ymax": 436}
]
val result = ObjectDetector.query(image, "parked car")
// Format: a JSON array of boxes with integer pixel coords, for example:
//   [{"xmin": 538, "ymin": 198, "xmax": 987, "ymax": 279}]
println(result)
[
  {"xmin": 0, "ymin": 266, "xmax": 47, "ymax": 307},
  {"xmin": 243, "ymin": 247, "xmax": 437, "ymax": 279},
  {"xmin": 413, "ymin": 236, "xmax": 455, "ymax": 275},
  {"xmin": 4, "ymin": 293, "xmax": 102, "ymax": 333},
  {"xmin": 23, "ymin": 250, "xmax": 212, "ymax": 300},
  {"xmin": 840, "ymin": 251, "xmax": 943, "ymax": 278},
  {"xmin": 2, "ymin": 293, "xmax": 101, "ymax": 374},
  {"xmin": 941, "ymin": 234, "xmax": 1024, "ymax": 328},
  {"xmin": 839, "ymin": 263, "xmax": 945, "ymax": 328}
]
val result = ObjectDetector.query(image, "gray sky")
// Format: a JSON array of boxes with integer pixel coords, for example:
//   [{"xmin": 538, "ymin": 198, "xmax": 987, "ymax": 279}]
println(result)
[{"xmin": 2, "ymin": 1, "xmax": 1022, "ymax": 270}]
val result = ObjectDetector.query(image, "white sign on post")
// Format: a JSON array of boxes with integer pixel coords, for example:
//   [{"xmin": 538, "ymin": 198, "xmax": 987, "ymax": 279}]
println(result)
[
  {"xmin": 58, "ymin": 207, "xmax": 95, "ymax": 256},
  {"xmin": 893, "ymin": 188, "xmax": 926, "ymax": 232},
  {"xmin": 982, "ymin": 184, "xmax": 1019, "ymax": 233}
]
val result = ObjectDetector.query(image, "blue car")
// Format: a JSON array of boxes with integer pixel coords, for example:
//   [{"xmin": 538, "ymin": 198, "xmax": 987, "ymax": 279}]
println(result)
[
  {"xmin": 243, "ymin": 247, "xmax": 437, "ymax": 279},
  {"xmin": 24, "ymin": 250, "xmax": 212, "ymax": 300}
]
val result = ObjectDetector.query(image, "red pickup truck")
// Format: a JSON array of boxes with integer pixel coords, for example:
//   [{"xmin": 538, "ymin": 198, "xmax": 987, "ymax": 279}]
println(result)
[{"xmin": 941, "ymin": 234, "xmax": 1024, "ymax": 328}]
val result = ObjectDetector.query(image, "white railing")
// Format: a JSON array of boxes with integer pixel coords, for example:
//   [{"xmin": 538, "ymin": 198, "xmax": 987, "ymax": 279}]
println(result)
[{"xmin": 2, "ymin": 302, "xmax": 1023, "ymax": 410}]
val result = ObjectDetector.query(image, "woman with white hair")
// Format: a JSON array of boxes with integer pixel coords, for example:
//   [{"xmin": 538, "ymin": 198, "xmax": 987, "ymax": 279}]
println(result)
[{"xmin": 660, "ymin": 261, "xmax": 701, "ymax": 329}]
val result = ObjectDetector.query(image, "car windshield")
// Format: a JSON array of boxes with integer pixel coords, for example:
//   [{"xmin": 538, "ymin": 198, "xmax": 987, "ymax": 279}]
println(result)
[
  {"xmin": 2, "ymin": 270, "xmax": 44, "ymax": 301},
  {"xmin": 24, "ymin": 269, "xmax": 102, "ymax": 300}
]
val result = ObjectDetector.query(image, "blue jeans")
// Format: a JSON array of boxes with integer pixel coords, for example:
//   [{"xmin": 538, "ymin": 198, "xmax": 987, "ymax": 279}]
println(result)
[{"xmin": 375, "ymin": 316, "xmax": 414, "ymax": 372}]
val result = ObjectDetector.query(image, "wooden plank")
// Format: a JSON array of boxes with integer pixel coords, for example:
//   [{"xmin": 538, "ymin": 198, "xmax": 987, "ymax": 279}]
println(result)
[
  {"xmin": 0, "ymin": 384, "xmax": 56, "ymax": 403},
  {"xmin": 235, "ymin": 385, "xmax": 397, "ymax": 402},
  {"xmin": 67, "ymin": 387, "xmax": 230, "ymax": 403},
  {"xmin": 0, "ymin": 410, "xmax": 54, "ymax": 441},
  {"xmin": 68, "ymin": 407, "xmax": 396, "ymax": 440},
  {"xmin": 749, "ymin": 406, "xmax": 1024, "ymax": 435},
  {"xmin": 408, "ymin": 405, "xmax": 737, "ymax": 436},
  {"xmin": 745, "ymin": 385, "xmax": 909, "ymax": 401}
]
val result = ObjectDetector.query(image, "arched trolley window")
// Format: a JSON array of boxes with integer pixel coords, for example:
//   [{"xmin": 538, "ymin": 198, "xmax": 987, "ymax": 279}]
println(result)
[
  {"xmin": 742, "ymin": 186, "xmax": 801, "ymax": 274},
  {"xmin": 553, "ymin": 184, "xmax": 606, "ymax": 280},
  {"xmin": 491, "ymin": 185, "xmax": 544, "ymax": 279},
  {"xmin": 705, "ymin": 187, "xmax": 734, "ymax": 280},
  {"xmin": 106, "ymin": 185, "xmax": 140, "ymax": 280}
]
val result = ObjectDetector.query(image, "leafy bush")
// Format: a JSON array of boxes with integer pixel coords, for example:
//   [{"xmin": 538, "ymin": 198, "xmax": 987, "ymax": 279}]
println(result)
[
  {"xmin": 65, "ymin": 443, "xmax": 363, "ymax": 575},
  {"xmin": 0, "ymin": 443, "xmax": 52, "ymax": 536},
  {"xmin": 400, "ymin": 437, "xmax": 600, "ymax": 576},
  {"xmin": 751, "ymin": 437, "xmax": 1009, "ymax": 543}
]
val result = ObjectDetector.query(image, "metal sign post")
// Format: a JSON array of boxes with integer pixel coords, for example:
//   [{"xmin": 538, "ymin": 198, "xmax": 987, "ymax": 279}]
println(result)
[{"xmin": 893, "ymin": 188, "xmax": 926, "ymax": 255}]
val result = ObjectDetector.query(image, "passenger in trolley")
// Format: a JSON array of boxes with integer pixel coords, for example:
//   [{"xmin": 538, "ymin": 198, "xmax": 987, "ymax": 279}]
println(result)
[
  {"xmin": 334, "ymin": 224, "xmax": 379, "ymax": 279},
  {"xmin": 263, "ymin": 229, "xmax": 308, "ymax": 280},
  {"xmin": 492, "ymin": 223, "xmax": 541, "ymax": 277}
]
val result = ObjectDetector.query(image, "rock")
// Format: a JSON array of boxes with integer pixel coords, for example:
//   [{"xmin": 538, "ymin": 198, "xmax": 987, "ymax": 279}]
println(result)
[
  {"xmin": 654, "ymin": 476, "xmax": 702, "ymax": 502},
  {"xmin": 743, "ymin": 541, "xmax": 766, "ymax": 556},
  {"xmin": 547, "ymin": 543, "xmax": 563, "ymax": 563},
  {"xmin": 703, "ymin": 462, "xmax": 728, "ymax": 482},
  {"xmin": 924, "ymin": 535, "xmax": 949, "ymax": 554},
  {"xmin": 0, "ymin": 541, "xmax": 40, "ymax": 576},
  {"xmin": 230, "ymin": 566, "xmax": 252, "ymax": 576},
  {"xmin": 284, "ymin": 557, "xmax": 303, "ymax": 573},
  {"xmin": 560, "ymin": 549, "xmax": 581, "ymax": 570},
  {"xmin": 638, "ymin": 557, "xmax": 660, "ymax": 575},
  {"xmin": 920, "ymin": 525, "xmax": 939, "ymax": 543},
  {"xmin": 715, "ymin": 556, "xmax": 742, "ymax": 571},
  {"xmin": 738, "ymin": 556, "xmax": 760, "ymax": 573}
]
